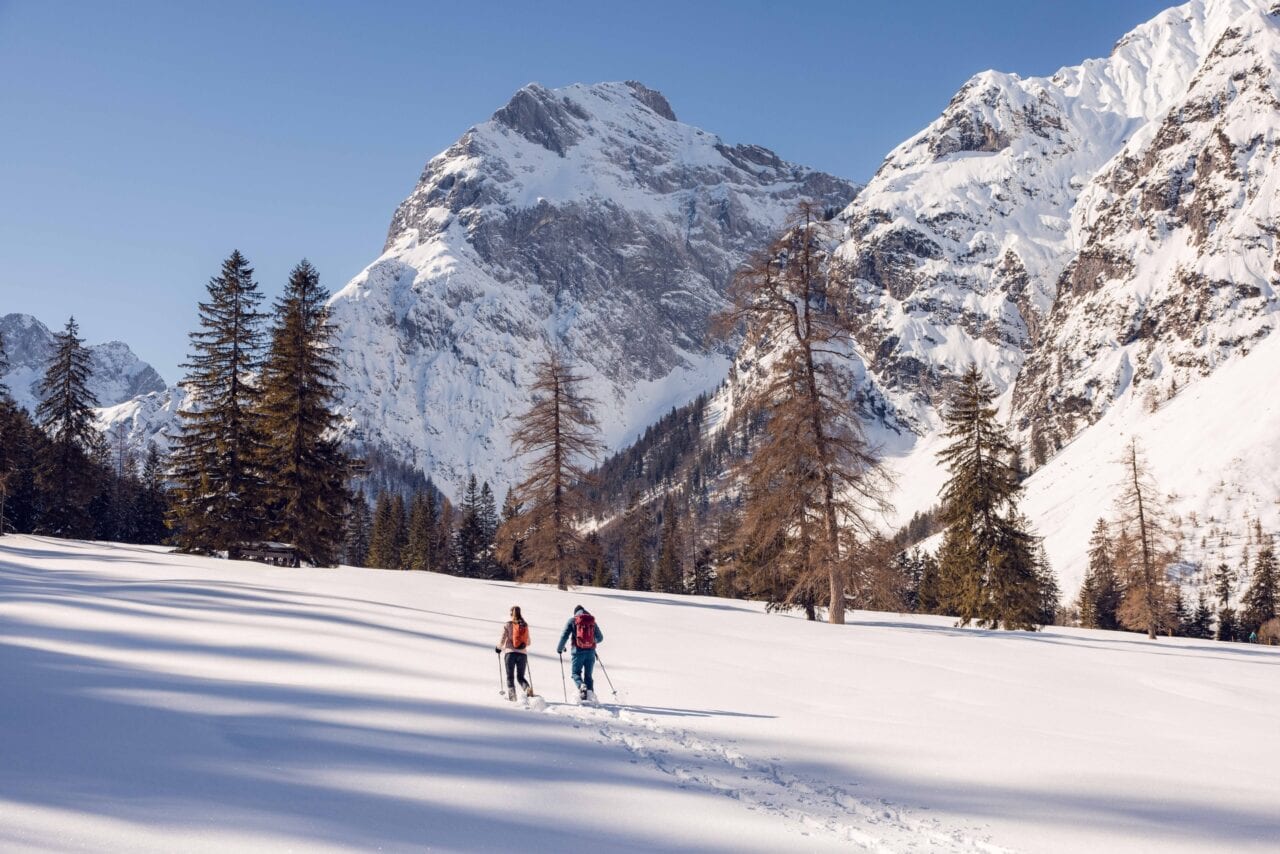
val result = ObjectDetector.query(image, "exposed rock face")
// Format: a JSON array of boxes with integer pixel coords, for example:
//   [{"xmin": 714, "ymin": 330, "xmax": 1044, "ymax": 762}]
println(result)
[
  {"xmin": 328, "ymin": 81, "xmax": 859, "ymax": 493},
  {"xmin": 0, "ymin": 313, "xmax": 167, "ymax": 415},
  {"xmin": 1013, "ymin": 6, "xmax": 1280, "ymax": 446},
  {"xmin": 830, "ymin": 0, "xmax": 1265, "ymax": 432}
]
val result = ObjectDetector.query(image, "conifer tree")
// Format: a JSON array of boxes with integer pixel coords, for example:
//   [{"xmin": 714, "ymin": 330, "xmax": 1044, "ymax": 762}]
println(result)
[
  {"xmin": 404, "ymin": 490, "xmax": 434, "ymax": 571},
  {"xmin": 344, "ymin": 491, "xmax": 372, "ymax": 567},
  {"xmin": 915, "ymin": 550, "xmax": 942, "ymax": 614},
  {"xmin": 852, "ymin": 535, "xmax": 911, "ymax": 613},
  {"xmin": 1078, "ymin": 519, "xmax": 1123, "ymax": 629},
  {"xmin": 935, "ymin": 366, "xmax": 1052, "ymax": 630},
  {"xmin": 653, "ymin": 492, "xmax": 685, "ymax": 594},
  {"xmin": 1212, "ymin": 562, "xmax": 1235, "ymax": 607},
  {"xmin": 502, "ymin": 349, "xmax": 603, "ymax": 589},
  {"xmin": 170, "ymin": 251, "xmax": 269, "ymax": 555},
  {"xmin": 1241, "ymin": 545, "xmax": 1278, "ymax": 637},
  {"xmin": 1217, "ymin": 606, "xmax": 1239, "ymax": 642},
  {"xmin": 134, "ymin": 443, "xmax": 170, "ymax": 544},
  {"xmin": 584, "ymin": 531, "xmax": 608, "ymax": 588},
  {"xmin": 368, "ymin": 491, "xmax": 408, "ymax": 569},
  {"xmin": 1113, "ymin": 440, "xmax": 1174, "ymax": 639},
  {"xmin": 35, "ymin": 317, "xmax": 101, "ymax": 536},
  {"xmin": 714, "ymin": 204, "xmax": 890, "ymax": 623},
  {"xmin": 1189, "ymin": 591, "xmax": 1214, "ymax": 639},
  {"xmin": 495, "ymin": 489, "xmax": 523, "ymax": 577},
  {"xmin": 258, "ymin": 260, "xmax": 352, "ymax": 566},
  {"xmin": 620, "ymin": 494, "xmax": 653, "ymax": 591}
]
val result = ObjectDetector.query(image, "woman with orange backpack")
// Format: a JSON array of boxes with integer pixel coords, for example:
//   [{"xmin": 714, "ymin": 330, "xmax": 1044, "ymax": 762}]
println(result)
[{"xmin": 495, "ymin": 605, "xmax": 535, "ymax": 701}]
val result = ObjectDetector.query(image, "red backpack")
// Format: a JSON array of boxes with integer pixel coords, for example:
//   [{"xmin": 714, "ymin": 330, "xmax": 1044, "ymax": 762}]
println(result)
[
  {"xmin": 511, "ymin": 621, "xmax": 529, "ymax": 650},
  {"xmin": 574, "ymin": 613, "xmax": 597, "ymax": 650}
]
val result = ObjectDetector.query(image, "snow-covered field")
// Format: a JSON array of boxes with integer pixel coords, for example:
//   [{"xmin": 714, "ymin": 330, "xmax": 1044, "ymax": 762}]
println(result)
[{"xmin": 2, "ymin": 536, "xmax": 1277, "ymax": 853}]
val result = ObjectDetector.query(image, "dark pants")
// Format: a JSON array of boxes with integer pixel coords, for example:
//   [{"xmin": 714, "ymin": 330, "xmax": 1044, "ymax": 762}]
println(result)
[
  {"xmin": 504, "ymin": 651, "xmax": 530, "ymax": 691},
  {"xmin": 571, "ymin": 649, "xmax": 595, "ymax": 691}
]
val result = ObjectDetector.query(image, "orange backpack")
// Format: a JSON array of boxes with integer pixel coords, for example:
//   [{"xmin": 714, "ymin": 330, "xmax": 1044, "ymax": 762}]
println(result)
[{"xmin": 511, "ymin": 621, "xmax": 529, "ymax": 650}]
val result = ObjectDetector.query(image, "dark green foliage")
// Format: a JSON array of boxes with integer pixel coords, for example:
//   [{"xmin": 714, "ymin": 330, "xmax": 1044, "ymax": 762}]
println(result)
[
  {"xmin": 1078, "ymin": 519, "xmax": 1123, "ymax": 630},
  {"xmin": 1241, "ymin": 545, "xmax": 1278, "ymax": 637},
  {"xmin": 935, "ymin": 366, "xmax": 1055, "ymax": 630},
  {"xmin": 914, "ymin": 550, "xmax": 942, "ymax": 614},
  {"xmin": 584, "ymin": 531, "xmax": 608, "ymax": 588},
  {"xmin": 455, "ymin": 475, "xmax": 500, "ymax": 578},
  {"xmin": 1217, "ymin": 605, "xmax": 1239, "ymax": 642},
  {"xmin": 35, "ymin": 317, "xmax": 101, "ymax": 537},
  {"xmin": 1212, "ymin": 562, "xmax": 1235, "ymax": 606},
  {"xmin": 0, "ymin": 401, "xmax": 47, "ymax": 534},
  {"xmin": 258, "ymin": 260, "xmax": 353, "ymax": 566},
  {"xmin": 1187, "ymin": 592, "xmax": 1214, "ymax": 640},
  {"xmin": 170, "ymin": 251, "xmax": 269, "ymax": 555},
  {"xmin": 620, "ymin": 494, "xmax": 653, "ymax": 591},
  {"xmin": 344, "ymin": 491, "xmax": 372, "ymax": 567},
  {"xmin": 368, "ymin": 491, "xmax": 408, "ymax": 569},
  {"xmin": 653, "ymin": 492, "xmax": 685, "ymax": 594}
]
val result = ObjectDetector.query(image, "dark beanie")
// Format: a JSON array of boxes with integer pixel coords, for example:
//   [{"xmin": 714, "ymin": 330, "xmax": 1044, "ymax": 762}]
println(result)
[{"xmin": 574, "ymin": 605, "xmax": 586, "ymax": 614}]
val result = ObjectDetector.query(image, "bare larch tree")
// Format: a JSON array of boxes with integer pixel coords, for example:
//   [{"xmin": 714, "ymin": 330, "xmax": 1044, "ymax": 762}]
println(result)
[
  {"xmin": 1114, "ymin": 439, "xmax": 1174, "ymax": 639},
  {"xmin": 714, "ymin": 203, "xmax": 891, "ymax": 623},
  {"xmin": 502, "ymin": 349, "xmax": 603, "ymax": 590}
]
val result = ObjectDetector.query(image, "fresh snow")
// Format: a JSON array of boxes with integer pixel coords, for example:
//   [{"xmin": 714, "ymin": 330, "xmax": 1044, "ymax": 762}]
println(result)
[{"xmin": 3, "ymin": 535, "xmax": 1277, "ymax": 853}]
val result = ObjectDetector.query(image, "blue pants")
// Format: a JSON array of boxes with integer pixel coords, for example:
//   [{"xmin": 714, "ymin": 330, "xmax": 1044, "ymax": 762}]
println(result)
[{"xmin": 571, "ymin": 649, "xmax": 596, "ymax": 691}]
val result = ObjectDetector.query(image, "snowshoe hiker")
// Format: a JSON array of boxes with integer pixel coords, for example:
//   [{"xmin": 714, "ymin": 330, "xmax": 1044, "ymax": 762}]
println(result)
[
  {"xmin": 496, "ymin": 605, "xmax": 535, "ymax": 701},
  {"xmin": 556, "ymin": 605, "xmax": 603, "ymax": 702}
]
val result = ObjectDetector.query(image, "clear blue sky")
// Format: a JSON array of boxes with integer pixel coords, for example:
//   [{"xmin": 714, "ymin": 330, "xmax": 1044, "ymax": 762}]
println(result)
[{"xmin": 0, "ymin": 0, "xmax": 1170, "ymax": 382}]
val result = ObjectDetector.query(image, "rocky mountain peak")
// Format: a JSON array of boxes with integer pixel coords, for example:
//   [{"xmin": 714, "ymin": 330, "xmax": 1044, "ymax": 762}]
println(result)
[{"xmin": 329, "ymin": 81, "xmax": 859, "ymax": 493}]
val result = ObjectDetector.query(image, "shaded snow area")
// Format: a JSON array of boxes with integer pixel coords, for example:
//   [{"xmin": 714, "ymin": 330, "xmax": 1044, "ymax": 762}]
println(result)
[{"xmin": 3, "ymin": 537, "xmax": 1278, "ymax": 852}]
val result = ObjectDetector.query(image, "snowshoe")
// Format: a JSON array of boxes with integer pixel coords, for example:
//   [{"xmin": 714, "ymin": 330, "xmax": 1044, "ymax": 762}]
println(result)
[
  {"xmin": 506, "ymin": 689, "xmax": 516, "ymax": 702},
  {"xmin": 578, "ymin": 686, "xmax": 588, "ymax": 701}
]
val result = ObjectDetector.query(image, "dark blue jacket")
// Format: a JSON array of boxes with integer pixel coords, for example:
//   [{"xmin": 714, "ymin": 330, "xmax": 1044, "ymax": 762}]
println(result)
[{"xmin": 557, "ymin": 612, "xmax": 603, "ymax": 653}]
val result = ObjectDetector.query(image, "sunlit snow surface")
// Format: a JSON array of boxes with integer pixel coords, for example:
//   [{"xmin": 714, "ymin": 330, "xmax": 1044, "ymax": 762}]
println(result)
[{"xmin": 2, "ymin": 536, "xmax": 1277, "ymax": 853}]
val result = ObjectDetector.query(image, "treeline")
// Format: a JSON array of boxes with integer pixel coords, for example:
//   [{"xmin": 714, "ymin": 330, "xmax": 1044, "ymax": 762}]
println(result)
[
  {"xmin": 0, "ymin": 320, "xmax": 170, "ymax": 541},
  {"xmin": 1077, "ymin": 505, "xmax": 1279, "ymax": 644},
  {"xmin": 344, "ymin": 475, "xmax": 506, "ymax": 578}
]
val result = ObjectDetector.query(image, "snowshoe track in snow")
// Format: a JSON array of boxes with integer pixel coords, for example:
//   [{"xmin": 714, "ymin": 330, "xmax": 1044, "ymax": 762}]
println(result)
[{"xmin": 547, "ymin": 701, "xmax": 1011, "ymax": 853}]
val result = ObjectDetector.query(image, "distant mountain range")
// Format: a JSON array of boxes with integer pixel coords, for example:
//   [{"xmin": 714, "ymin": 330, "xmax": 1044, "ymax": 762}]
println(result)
[{"xmin": 27, "ymin": 0, "xmax": 1280, "ymax": 593}]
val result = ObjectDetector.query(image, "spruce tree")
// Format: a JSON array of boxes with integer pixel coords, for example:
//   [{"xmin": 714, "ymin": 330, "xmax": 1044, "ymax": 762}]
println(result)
[
  {"xmin": 935, "ymin": 366, "xmax": 1051, "ymax": 630},
  {"xmin": 404, "ymin": 490, "xmax": 434, "ymax": 571},
  {"xmin": 344, "ymin": 491, "xmax": 372, "ymax": 567},
  {"xmin": 584, "ymin": 531, "xmax": 608, "ymax": 588},
  {"xmin": 1078, "ymin": 519, "xmax": 1123, "ymax": 629},
  {"xmin": 1189, "ymin": 591, "xmax": 1214, "ymax": 639},
  {"xmin": 621, "ymin": 494, "xmax": 653, "ymax": 591},
  {"xmin": 170, "ymin": 251, "xmax": 269, "ymax": 556},
  {"xmin": 915, "ymin": 551, "xmax": 942, "ymax": 614},
  {"xmin": 35, "ymin": 317, "xmax": 101, "ymax": 537},
  {"xmin": 258, "ymin": 260, "xmax": 352, "ymax": 566},
  {"xmin": 456, "ymin": 475, "xmax": 488, "ymax": 577},
  {"xmin": 134, "ymin": 443, "xmax": 170, "ymax": 544},
  {"xmin": 1241, "ymin": 545, "xmax": 1278, "ymax": 638},
  {"xmin": 653, "ymin": 492, "xmax": 685, "ymax": 594}
]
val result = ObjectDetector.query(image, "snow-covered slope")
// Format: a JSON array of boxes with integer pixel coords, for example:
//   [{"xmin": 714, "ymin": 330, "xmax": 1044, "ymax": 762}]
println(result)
[
  {"xmin": 1021, "ymin": 316, "xmax": 1280, "ymax": 598},
  {"xmin": 0, "ymin": 313, "xmax": 167, "ymax": 415},
  {"xmin": 327, "ymin": 81, "xmax": 858, "ymax": 494},
  {"xmin": 833, "ymin": 0, "xmax": 1265, "ymax": 432},
  {"xmin": 1014, "ymin": 4, "xmax": 1280, "ymax": 443},
  {"xmin": 2, "ymin": 535, "xmax": 1277, "ymax": 853}
]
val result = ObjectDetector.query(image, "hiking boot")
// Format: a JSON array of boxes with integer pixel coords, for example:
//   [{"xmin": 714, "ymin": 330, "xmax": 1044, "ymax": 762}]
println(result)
[
  {"xmin": 506, "ymin": 689, "xmax": 516, "ymax": 701},
  {"xmin": 578, "ymin": 686, "xmax": 588, "ymax": 701}
]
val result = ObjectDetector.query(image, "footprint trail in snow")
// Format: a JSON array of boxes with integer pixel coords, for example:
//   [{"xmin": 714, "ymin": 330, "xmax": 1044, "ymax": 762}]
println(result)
[{"xmin": 541, "ymin": 700, "xmax": 1012, "ymax": 853}]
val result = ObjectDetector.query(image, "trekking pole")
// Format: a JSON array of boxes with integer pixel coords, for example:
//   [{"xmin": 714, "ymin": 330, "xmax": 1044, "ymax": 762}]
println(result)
[
  {"xmin": 526, "ymin": 658, "xmax": 535, "ymax": 695},
  {"xmin": 595, "ymin": 653, "xmax": 619, "ymax": 700},
  {"xmin": 496, "ymin": 650, "xmax": 504, "ymax": 694},
  {"xmin": 559, "ymin": 652, "xmax": 567, "ymax": 702}
]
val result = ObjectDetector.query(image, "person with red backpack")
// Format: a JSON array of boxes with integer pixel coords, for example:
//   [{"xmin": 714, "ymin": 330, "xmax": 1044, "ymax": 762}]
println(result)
[
  {"xmin": 495, "ymin": 605, "xmax": 535, "ymax": 701},
  {"xmin": 556, "ymin": 605, "xmax": 604, "ymax": 702}
]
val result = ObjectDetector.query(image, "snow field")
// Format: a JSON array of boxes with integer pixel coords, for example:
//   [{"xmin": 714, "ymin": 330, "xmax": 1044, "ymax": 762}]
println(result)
[{"xmin": 2, "ymin": 535, "xmax": 1278, "ymax": 853}]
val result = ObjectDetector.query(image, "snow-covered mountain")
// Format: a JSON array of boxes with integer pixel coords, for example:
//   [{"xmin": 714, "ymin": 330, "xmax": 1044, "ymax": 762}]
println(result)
[
  {"xmin": 833, "ymin": 0, "xmax": 1269, "ymax": 432},
  {"xmin": 0, "ymin": 313, "xmax": 167, "ymax": 415},
  {"xmin": 683, "ymin": 0, "xmax": 1280, "ymax": 595},
  {"xmin": 327, "ymin": 81, "xmax": 858, "ymax": 492}
]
